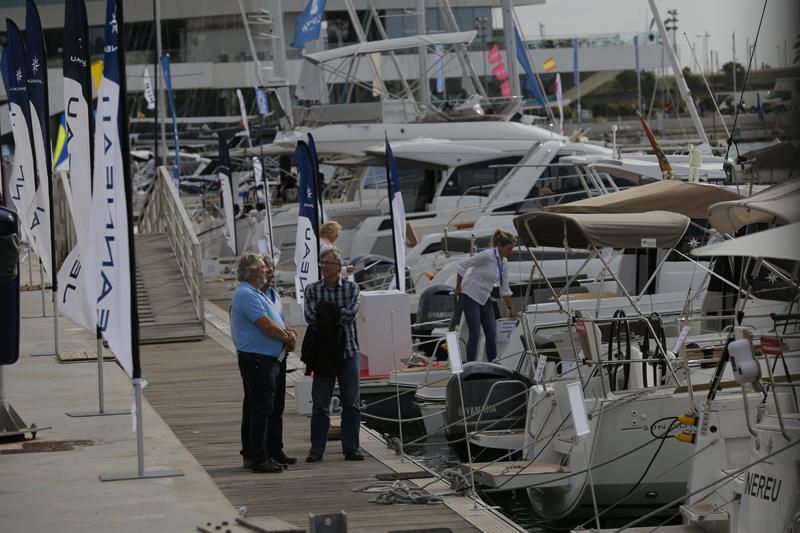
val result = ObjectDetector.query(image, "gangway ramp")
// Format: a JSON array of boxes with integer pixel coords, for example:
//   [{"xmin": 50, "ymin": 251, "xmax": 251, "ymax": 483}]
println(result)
[
  {"xmin": 135, "ymin": 233, "xmax": 204, "ymax": 344},
  {"xmin": 137, "ymin": 167, "xmax": 206, "ymax": 344}
]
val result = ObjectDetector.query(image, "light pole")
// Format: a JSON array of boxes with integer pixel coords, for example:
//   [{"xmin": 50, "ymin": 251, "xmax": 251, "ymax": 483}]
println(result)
[{"xmin": 475, "ymin": 16, "xmax": 489, "ymax": 80}]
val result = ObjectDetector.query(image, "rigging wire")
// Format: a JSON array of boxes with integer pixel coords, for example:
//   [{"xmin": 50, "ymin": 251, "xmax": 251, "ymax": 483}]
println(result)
[{"xmin": 725, "ymin": 0, "xmax": 769, "ymax": 162}]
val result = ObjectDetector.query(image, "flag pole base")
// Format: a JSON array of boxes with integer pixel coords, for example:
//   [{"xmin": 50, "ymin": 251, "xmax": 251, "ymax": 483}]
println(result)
[
  {"xmin": 99, "ymin": 468, "xmax": 184, "ymax": 482},
  {"xmin": 65, "ymin": 408, "xmax": 130, "ymax": 418}
]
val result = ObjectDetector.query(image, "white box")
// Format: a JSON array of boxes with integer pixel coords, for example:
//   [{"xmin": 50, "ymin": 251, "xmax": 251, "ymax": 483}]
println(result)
[
  {"xmin": 295, "ymin": 375, "xmax": 313, "ymax": 415},
  {"xmin": 356, "ymin": 290, "xmax": 412, "ymax": 377}
]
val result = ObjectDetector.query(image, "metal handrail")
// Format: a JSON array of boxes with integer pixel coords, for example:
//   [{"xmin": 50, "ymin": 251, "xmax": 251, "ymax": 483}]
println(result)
[{"xmin": 139, "ymin": 167, "xmax": 205, "ymax": 333}]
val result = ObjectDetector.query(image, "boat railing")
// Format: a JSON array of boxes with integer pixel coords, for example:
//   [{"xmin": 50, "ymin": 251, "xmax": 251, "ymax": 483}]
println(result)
[{"xmin": 138, "ymin": 166, "xmax": 205, "ymax": 332}]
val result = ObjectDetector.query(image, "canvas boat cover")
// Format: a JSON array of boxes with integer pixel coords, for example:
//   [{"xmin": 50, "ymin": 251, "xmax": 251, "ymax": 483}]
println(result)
[
  {"xmin": 545, "ymin": 180, "xmax": 740, "ymax": 218},
  {"xmin": 514, "ymin": 211, "xmax": 690, "ymax": 249},
  {"xmin": 707, "ymin": 179, "xmax": 800, "ymax": 234},
  {"xmin": 692, "ymin": 222, "xmax": 800, "ymax": 262},
  {"xmin": 304, "ymin": 31, "xmax": 477, "ymax": 65}
]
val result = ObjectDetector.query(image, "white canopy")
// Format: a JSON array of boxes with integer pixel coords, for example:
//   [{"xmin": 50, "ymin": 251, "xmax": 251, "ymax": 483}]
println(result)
[
  {"xmin": 304, "ymin": 31, "xmax": 477, "ymax": 65},
  {"xmin": 707, "ymin": 180, "xmax": 800, "ymax": 234},
  {"xmin": 691, "ymin": 222, "xmax": 800, "ymax": 262}
]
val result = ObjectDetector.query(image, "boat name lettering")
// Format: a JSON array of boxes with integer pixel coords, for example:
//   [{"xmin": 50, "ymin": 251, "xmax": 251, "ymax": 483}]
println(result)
[
  {"xmin": 70, "ymin": 55, "xmax": 87, "ymax": 67},
  {"xmin": 744, "ymin": 472, "xmax": 782, "ymax": 502}
]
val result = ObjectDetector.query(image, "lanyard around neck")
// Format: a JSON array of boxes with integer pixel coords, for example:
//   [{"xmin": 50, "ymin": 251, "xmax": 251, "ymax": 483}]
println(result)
[{"xmin": 494, "ymin": 248, "xmax": 504, "ymax": 281}]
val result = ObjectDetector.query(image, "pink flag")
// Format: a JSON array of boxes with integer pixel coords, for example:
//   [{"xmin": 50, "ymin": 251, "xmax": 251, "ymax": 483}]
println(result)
[
  {"xmin": 487, "ymin": 44, "xmax": 502, "ymax": 64},
  {"xmin": 500, "ymin": 79, "xmax": 511, "ymax": 97},
  {"xmin": 492, "ymin": 63, "xmax": 509, "ymax": 80}
]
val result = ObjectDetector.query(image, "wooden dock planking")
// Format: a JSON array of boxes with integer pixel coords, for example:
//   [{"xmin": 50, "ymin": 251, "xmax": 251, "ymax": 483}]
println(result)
[
  {"xmin": 135, "ymin": 234, "xmax": 204, "ymax": 343},
  {"xmin": 140, "ymin": 334, "xmax": 484, "ymax": 533}
]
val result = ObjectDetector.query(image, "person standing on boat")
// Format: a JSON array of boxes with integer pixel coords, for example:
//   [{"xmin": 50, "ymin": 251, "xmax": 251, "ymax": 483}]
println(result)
[
  {"xmin": 303, "ymin": 247, "xmax": 364, "ymax": 463},
  {"xmin": 320, "ymin": 220, "xmax": 354, "ymax": 275},
  {"xmin": 258, "ymin": 253, "xmax": 297, "ymax": 468},
  {"xmin": 453, "ymin": 229, "xmax": 517, "ymax": 363},
  {"xmin": 319, "ymin": 221, "xmax": 341, "ymax": 251},
  {"xmin": 230, "ymin": 253, "xmax": 296, "ymax": 473}
]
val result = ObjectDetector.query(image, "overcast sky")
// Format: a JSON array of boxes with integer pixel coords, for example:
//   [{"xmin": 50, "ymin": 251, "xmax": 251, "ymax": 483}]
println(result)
[{"xmin": 511, "ymin": 0, "xmax": 799, "ymax": 70}]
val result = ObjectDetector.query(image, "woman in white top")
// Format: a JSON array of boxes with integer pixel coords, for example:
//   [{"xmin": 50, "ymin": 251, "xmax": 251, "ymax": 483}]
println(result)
[{"xmin": 453, "ymin": 229, "xmax": 517, "ymax": 362}]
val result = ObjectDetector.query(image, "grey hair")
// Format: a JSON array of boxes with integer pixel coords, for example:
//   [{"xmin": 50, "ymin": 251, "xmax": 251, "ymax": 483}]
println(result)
[
  {"xmin": 237, "ymin": 253, "xmax": 264, "ymax": 281},
  {"xmin": 320, "ymin": 247, "xmax": 343, "ymax": 266},
  {"xmin": 260, "ymin": 254, "xmax": 274, "ymax": 269}
]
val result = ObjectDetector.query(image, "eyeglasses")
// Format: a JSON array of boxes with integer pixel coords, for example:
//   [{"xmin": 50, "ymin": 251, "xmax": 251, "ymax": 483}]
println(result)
[{"xmin": 319, "ymin": 261, "xmax": 340, "ymax": 267}]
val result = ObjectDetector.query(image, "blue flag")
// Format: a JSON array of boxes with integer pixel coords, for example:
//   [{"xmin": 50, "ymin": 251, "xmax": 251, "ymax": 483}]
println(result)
[
  {"xmin": 160, "ymin": 53, "xmax": 180, "ymax": 187},
  {"xmin": 307, "ymin": 133, "xmax": 324, "ymax": 222},
  {"xmin": 25, "ymin": 0, "xmax": 56, "ymax": 283},
  {"xmin": 290, "ymin": 0, "xmax": 326, "ymax": 49},
  {"xmin": 385, "ymin": 135, "xmax": 406, "ymax": 292},
  {"xmin": 293, "ymin": 141, "xmax": 320, "ymax": 303},
  {"xmin": 514, "ymin": 26, "xmax": 546, "ymax": 108},
  {"xmin": 255, "ymin": 86, "xmax": 270, "ymax": 115},
  {"xmin": 435, "ymin": 44, "xmax": 445, "ymax": 94},
  {"xmin": 87, "ymin": 0, "xmax": 139, "ymax": 379},
  {"xmin": 3, "ymin": 20, "xmax": 38, "ymax": 238}
]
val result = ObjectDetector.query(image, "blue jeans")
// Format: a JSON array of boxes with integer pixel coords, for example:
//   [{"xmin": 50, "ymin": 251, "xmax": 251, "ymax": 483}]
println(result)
[
  {"xmin": 461, "ymin": 294, "xmax": 497, "ymax": 362},
  {"xmin": 238, "ymin": 352, "xmax": 281, "ymax": 465},
  {"xmin": 310, "ymin": 354, "xmax": 361, "ymax": 456}
]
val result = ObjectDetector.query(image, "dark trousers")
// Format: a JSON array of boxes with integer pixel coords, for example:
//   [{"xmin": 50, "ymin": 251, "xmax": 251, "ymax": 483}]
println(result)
[
  {"xmin": 309, "ymin": 354, "xmax": 361, "ymax": 456},
  {"xmin": 238, "ymin": 352, "xmax": 280, "ymax": 465},
  {"xmin": 462, "ymin": 293, "xmax": 497, "ymax": 362},
  {"xmin": 266, "ymin": 358, "xmax": 287, "ymax": 456}
]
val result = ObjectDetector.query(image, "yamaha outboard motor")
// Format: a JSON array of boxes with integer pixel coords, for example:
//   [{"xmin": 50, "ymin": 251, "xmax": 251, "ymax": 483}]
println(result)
[{"xmin": 444, "ymin": 362, "xmax": 532, "ymax": 462}]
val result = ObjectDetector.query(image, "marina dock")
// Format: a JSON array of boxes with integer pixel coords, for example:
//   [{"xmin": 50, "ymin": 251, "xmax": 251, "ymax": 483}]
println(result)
[{"xmin": 1, "ymin": 286, "xmax": 524, "ymax": 532}]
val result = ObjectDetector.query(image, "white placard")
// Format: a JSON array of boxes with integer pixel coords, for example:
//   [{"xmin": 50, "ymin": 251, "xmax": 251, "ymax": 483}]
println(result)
[
  {"xmin": 202, "ymin": 258, "xmax": 221, "ymax": 278},
  {"xmin": 566, "ymin": 381, "xmax": 591, "ymax": 436},
  {"xmin": 534, "ymin": 356, "xmax": 547, "ymax": 383},
  {"xmin": 495, "ymin": 319, "xmax": 519, "ymax": 344},
  {"xmin": 257, "ymin": 239, "xmax": 268, "ymax": 254},
  {"xmin": 640, "ymin": 238, "xmax": 657, "ymax": 248},
  {"xmin": 446, "ymin": 331, "xmax": 463, "ymax": 374},
  {"xmin": 560, "ymin": 360, "xmax": 576, "ymax": 375}
]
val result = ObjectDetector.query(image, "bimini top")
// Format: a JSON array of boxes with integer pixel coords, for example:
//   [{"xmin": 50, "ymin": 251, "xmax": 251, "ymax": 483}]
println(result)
[
  {"xmin": 545, "ymin": 180, "xmax": 740, "ymax": 219},
  {"xmin": 707, "ymin": 179, "xmax": 800, "ymax": 234},
  {"xmin": 514, "ymin": 211, "xmax": 690, "ymax": 249},
  {"xmin": 304, "ymin": 31, "xmax": 477, "ymax": 65},
  {"xmin": 692, "ymin": 222, "xmax": 800, "ymax": 262}
]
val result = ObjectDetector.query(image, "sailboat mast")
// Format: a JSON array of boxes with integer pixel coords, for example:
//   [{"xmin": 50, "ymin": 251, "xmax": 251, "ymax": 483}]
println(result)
[
  {"xmin": 500, "ymin": 0, "xmax": 521, "ymax": 97},
  {"xmin": 647, "ymin": 0, "xmax": 710, "ymax": 147},
  {"xmin": 417, "ymin": 0, "xmax": 430, "ymax": 106}
]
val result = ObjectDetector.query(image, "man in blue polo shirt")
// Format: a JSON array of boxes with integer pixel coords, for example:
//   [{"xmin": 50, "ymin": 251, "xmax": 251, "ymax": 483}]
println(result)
[{"xmin": 231, "ymin": 253, "xmax": 296, "ymax": 473}]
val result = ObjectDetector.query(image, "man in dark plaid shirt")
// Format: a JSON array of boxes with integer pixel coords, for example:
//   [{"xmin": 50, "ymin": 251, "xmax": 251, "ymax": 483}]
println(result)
[{"xmin": 303, "ymin": 246, "xmax": 364, "ymax": 462}]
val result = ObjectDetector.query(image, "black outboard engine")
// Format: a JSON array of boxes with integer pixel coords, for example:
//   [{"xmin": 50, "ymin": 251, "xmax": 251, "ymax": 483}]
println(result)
[
  {"xmin": 444, "ymin": 362, "xmax": 532, "ymax": 462},
  {"xmin": 415, "ymin": 283, "xmax": 458, "ymax": 358}
]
